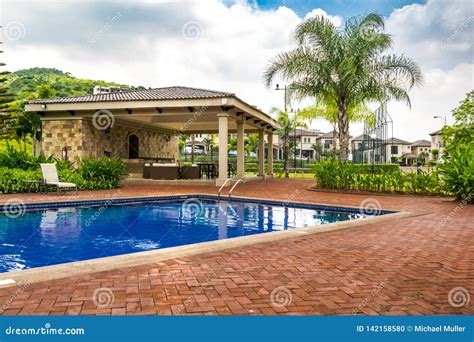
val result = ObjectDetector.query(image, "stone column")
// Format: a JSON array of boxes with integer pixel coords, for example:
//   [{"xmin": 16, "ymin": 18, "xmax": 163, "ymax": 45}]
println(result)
[
  {"xmin": 217, "ymin": 113, "xmax": 229, "ymax": 186},
  {"xmin": 236, "ymin": 120, "xmax": 245, "ymax": 179},
  {"xmin": 267, "ymin": 131, "xmax": 273, "ymax": 176},
  {"xmin": 258, "ymin": 129, "xmax": 265, "ymax": 177}
]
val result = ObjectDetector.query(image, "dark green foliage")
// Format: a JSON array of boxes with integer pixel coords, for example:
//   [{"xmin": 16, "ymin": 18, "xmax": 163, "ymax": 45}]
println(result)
[
  {"xmin": 0, "ymin": 153, "xmax": 127, "ymax": 193},
  {"xmin": 313, "ymin": 159, "xmax": 446, "ymax": 195},
  {"xmin": 0, "ymin": 145, "xmax": 53, "ymax": 169},
  {"xmin": 438, "ymin": 147, "xmax": 474, "ymax": 203},
  {"xmin": 79, "ymin": 157, "xmax": 127, "ymax": 189}
]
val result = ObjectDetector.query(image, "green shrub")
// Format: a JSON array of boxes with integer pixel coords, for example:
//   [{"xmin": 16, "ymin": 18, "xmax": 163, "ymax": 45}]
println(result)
[
  {"xmin": 313, "ymin": 158, "xmax": 446, "ymax": 195},
  {"xmin": 0, "ymin": 145, "xmax": 54, "ymax": 170},
  {"xmin": 78, "ymin": 157, "xmax": 127, "ymax": 189},
  {"xmin": 0, "ymin": 156, "xmax": 126, "ymax": 194},
  {"xmin": 0, "ymin": 167, "xmax": 42, "ymax": 194},
  {"xmin": 438, "ymin": 147, "xmax": 474, "ymax": 203}
]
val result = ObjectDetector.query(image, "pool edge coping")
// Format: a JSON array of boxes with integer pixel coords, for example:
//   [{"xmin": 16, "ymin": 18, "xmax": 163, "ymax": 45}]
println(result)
[{"xmin": 0, "ymin": 194, "xmax": 421, "ymax": 288}]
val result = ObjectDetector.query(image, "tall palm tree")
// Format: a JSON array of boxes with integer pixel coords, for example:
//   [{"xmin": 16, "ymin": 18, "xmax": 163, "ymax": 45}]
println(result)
[
  {"xmin": 264, "ymin": 13, "xmax": 423, "ymax": 160},
  {"xmin": 271, "ymin": 107, "xmax": 307, "ymax": 178},
  {"xmin": 299, "ymin": 99, "xmax": 375, "ymax": 155}
]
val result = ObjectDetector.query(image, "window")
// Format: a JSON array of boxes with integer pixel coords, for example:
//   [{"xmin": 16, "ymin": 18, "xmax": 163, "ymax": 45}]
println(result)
[{"xmin": 391, "ymin": 146, "xmax": 398, "ymax": 154}]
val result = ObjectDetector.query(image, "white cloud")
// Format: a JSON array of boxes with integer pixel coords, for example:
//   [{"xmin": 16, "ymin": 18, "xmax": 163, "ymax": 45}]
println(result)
[
  {"xmin": 304, "ymin": 8, "xmax": 342, "ymax": 27},
  {"xmin": 1, "ymin": 0, "xmax": 472, "ymax": 142},
  {"xmin": 383, "ymin": 0, "xmax": 474, "ymax": 141}
]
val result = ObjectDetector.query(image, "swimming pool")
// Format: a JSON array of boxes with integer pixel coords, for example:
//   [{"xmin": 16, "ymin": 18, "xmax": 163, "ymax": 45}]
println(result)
[{"xmin": 0, "ymin": 195, "xmax": 391, "ymax": 273}]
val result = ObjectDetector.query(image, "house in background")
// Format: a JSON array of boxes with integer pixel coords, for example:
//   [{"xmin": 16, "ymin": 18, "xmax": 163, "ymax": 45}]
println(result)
[
  {"xmin": 429, "ymin": 129, "xmax": 444, "ymax": 158},
  {"xmin": 410, "ymin": 140, "xmax": 431, "ymax": 162},
  {"xmin": 385, "ymin": 137, "xmax": 412, "ymax": 164},
  {"xmin": 287, "ymin": 128, "xmax": 322, "ymax": 160}
]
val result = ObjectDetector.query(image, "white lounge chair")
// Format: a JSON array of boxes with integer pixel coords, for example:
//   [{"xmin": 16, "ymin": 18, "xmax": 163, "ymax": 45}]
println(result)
[{"xmin": 40, "ymin": 163, "xmax": 78, "ymax": 195}]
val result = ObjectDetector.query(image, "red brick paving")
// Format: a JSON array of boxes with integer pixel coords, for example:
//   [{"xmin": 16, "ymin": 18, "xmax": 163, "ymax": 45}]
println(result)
[{"xmin": 0, "ymin": 178, "xmax": 473, "ymax": 315}]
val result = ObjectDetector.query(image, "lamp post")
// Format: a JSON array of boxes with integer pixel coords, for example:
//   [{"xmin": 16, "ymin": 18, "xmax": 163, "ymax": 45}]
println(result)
[
  {"xmin": 433, "ymin": 115, "xmax": 447, "ymax": 126},
  {"xmin": 275, "ymin": 84, "xmax": 288, "ymax": 112},
  {"xmin": 275, "ymin": 84, "xmax": 290, "ymax": 173},
  {"xmin": 370, "ymin": 132, "xmax": 376, "ymax": 174}
]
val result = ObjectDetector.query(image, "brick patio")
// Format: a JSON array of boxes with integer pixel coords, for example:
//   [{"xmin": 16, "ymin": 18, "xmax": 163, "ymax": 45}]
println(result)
[{"xmin": 0, "ymin": 178, "xmax": 472, "ymax": 315}]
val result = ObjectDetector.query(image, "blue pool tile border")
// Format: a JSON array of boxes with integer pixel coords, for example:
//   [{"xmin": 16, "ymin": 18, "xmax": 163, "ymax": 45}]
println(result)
[{"xmin": 0, "ymin": 194, "xmax": 396, "ymax": 216}]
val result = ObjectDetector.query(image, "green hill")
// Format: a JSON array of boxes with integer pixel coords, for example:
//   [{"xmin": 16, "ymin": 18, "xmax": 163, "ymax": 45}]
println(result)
[{"xmin": 9, "ymin": 67, "xmax": 140, "ymax": 99}]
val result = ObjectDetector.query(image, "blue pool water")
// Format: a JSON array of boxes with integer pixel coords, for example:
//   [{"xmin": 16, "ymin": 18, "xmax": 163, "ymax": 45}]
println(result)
[{"xmin": 0, "ymin": 196, "xmax": 384, "ymax": 273}]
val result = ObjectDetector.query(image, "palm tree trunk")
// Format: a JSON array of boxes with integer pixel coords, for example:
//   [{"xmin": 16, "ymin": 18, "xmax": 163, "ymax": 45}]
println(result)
[
  {"xmin": 332, "ymin": 125, "xmax": 337, "ymax": 156},
  {"xmin": 338, "ymin": 102, "xmax": 349, "ymax": 161},
  {"xmin": 191, "ymin": 134, "xmax": 195, "ymax": 164},
  {"xmin": 283, "ymin": 135, "xmax": 289, "ymax": 178}
]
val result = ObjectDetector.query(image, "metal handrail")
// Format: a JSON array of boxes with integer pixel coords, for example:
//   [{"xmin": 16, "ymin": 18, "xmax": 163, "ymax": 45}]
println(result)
[
  {"xmin": 218, "ymin": 178, "xmax": 232, "ymax": 199},
  {"xmin": 228, "ymin": 179, "xmax": 243, "ymax": 198}
]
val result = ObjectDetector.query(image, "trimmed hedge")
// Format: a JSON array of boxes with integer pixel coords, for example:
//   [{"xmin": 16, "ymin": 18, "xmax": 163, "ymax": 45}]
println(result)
[{"xmin": 313, "ymin": 159, "xmax": 447, "ymax": 195}]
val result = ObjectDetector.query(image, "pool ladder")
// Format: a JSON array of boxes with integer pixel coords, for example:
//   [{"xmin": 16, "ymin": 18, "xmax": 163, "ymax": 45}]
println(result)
[
  {"xmin": 218, "ymin": 178, "xmax": 243, "ymax": 199},
  {"xmin": 228, "ymin": 179, "xmax": 243, "ymax": 198}
]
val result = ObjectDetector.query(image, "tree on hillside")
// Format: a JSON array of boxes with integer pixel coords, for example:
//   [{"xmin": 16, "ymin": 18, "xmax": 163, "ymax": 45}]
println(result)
[
  {"xmin": 264, "ymin": 13, "xmax": 423, "ymax": 160},
  {"xmin": 0, "ymin": 46, "xmax": 16, "ymax": 141}
]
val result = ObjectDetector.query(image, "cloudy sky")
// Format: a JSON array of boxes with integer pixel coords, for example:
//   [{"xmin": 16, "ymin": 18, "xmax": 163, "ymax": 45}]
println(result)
[{"xmin": 1, "ymin": 0, "xmax": 473, "ymax": 141}]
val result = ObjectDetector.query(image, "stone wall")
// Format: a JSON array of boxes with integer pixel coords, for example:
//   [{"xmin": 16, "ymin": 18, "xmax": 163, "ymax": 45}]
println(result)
[
  {"xmin": 42, "ymin": 119, "xmax": 84, "ymax": 159},
  {"xmin": 41, "ymin": 118, "xmax": 178, "ymax": 161}
]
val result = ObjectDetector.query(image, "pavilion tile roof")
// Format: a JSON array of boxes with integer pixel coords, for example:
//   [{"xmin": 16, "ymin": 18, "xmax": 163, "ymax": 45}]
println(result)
[{"xmin": 27, "ymin": 86, "xmax": 236, "ymax": 104}]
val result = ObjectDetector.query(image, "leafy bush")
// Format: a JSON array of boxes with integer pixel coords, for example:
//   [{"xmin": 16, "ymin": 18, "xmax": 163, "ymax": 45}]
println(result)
[
  {"xmin": 0, "ymin": 167, "xmax": 42, "ymax": 194},
  {"xmin": 313, "ymin": 158, "xmax": 446, "ymax": 195},
  {"xmin": 0, "ymin": 156, "xmax": 126, "ymax": 194},
  {"xmin": 0, "ymin": 145, "xmax": 53, "ymax": 170},
  {"xmin": 78, "ymin": 157, "xmax": 127, "ymax": 189},
  {"xmin": 438, "ymin": 147, "xmax": 474, "ymax": 203}
]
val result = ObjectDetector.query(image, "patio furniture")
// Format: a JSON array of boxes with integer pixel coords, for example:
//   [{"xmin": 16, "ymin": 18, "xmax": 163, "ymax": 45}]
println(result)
[
  {"xmin": 40, "ymin": 163, "xmax": 78, "ymax": 195},
  {"xmin": 198, "ymin": 163, "xmax": 217, "ymax": 179},
  {"xmin": 22, "ymin": 179, "xmax": 43, "ymax": 193},
  {"xmin": 180, "ymin": 165, "xmax": 200, "ymax": 179},
  {"xmin": 143, "ymin": 163, "xmax": 152, "ymax": 179},
  {"xmin": 150, "ymin": 163, "xmax": 180, "ymax": 180}
]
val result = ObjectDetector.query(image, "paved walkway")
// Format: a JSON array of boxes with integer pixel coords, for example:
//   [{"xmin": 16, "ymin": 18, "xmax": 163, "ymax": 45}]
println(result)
[{"xmin": 0, "ymin": 179, "xmax": 472, "ymax": 315}]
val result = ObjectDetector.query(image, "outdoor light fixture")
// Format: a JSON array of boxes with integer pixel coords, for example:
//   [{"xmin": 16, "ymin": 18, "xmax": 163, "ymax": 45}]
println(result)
[
  {"xmin": 41, "ymin": 104, "xmax": 47, "ymax": 109},
  {"xmin": 433, "ymin": 115, "xmax": 447, "ymax": 125},
  {"xmin": 61, "ymin": 144, "xmax": 69, "ymax": 160}
]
